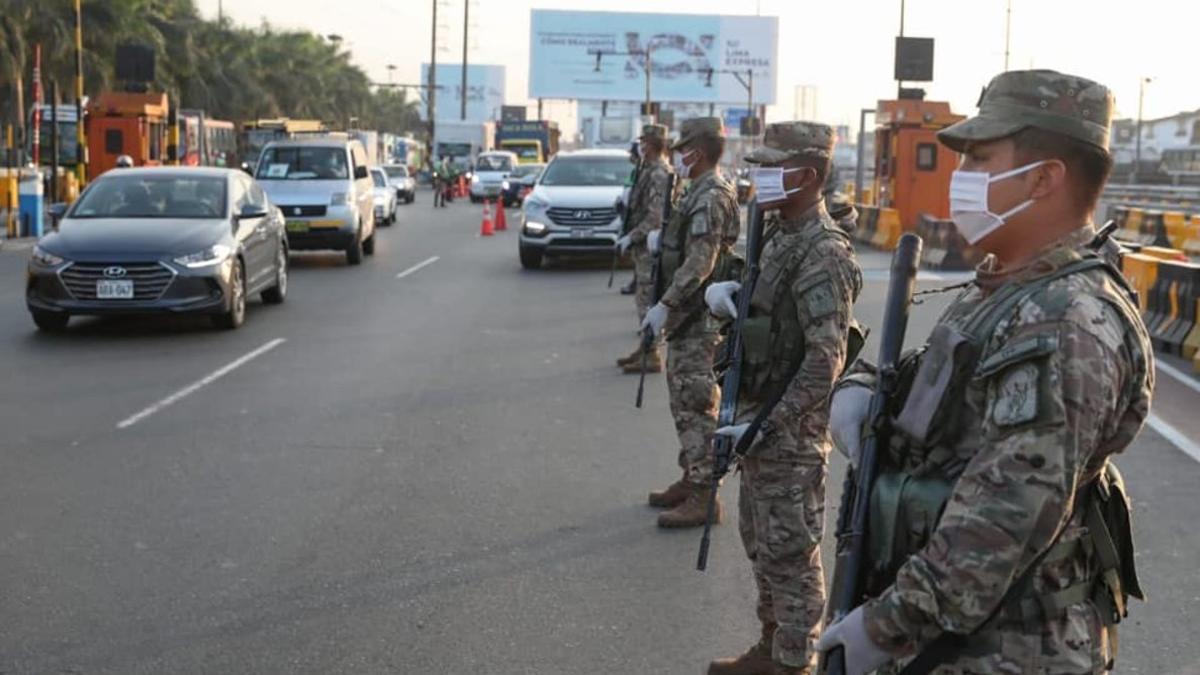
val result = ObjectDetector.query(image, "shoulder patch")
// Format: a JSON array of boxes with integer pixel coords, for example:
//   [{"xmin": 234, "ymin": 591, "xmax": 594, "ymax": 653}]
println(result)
[
  {"xmin": 689, "ymin": 207, "xmax": 711, "ymax": 236},
  {"xmin": 803, "ymin": 280, "xmax": 837, "ymax": 319},
  {"xmin": 992, "ymin": 362, "xmax": 1040, "ymax": 427}
]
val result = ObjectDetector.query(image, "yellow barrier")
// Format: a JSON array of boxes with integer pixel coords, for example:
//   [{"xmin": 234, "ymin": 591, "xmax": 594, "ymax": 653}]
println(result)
[
  {"xmin": 872, "ymin": 207, "xmax": 901, "ymax": 250},
  {"xmin": 1141, "ymin": 246, "xmax": 1188, "ymax": 262},
  {"xmin": 1121, "ymin": 253, "xmax": 1159, "ymax": 313},
  {"xmin": 1165, "ymin": 211, "xmax": 1189, "ymax": 249},
  {"xmin": 1185, "ymin": 215, "xmax": 1200, "ymax": 258}
]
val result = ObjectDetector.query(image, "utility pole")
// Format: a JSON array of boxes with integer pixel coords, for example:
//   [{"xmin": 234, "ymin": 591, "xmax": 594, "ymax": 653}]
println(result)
[
  {"xmin": 644, "ymin": 44, "xmax": 652, "ymax": 116},
  {"xmin": 1003, "ymin": 0, "xmax": 1012, "ymax": 71},
  {"xmin": 428, "ymin": 0, "xmax": 438, "ymax": 162},
  {"xmin": 73, "ymin": 0, "xmax": 87, "ymax": 186},
  {"xmin": 460, "ymin": 0, "xmax": 469, "ymax": 121},
  {"xmin": 1133, "ymin": 77, "xmax": 1152, "ymax": 184},
  {"xmin": 855, "ymin": 107, "xmax": 876, "ymax": 205}
]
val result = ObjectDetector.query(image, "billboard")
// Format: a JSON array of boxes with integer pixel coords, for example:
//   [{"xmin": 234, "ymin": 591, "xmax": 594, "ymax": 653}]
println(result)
[
  {"xmin": 420, "ymin": 63, "xmax": 506, "ymax": 123},
  {"xmin": 529, "ymin": 10, "xmax": 777, "ymax": 105}
]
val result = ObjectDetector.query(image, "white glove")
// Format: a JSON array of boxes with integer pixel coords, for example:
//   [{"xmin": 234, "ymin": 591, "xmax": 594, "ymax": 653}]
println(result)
[
  {"xmin": 704, "ymin": 281, "xmax": 741, "ymax": 319},
  {"xmin": 814, "ymin": 606, "xmax": 892, "ymax": 675},
  {"xmin": 830, "ymin": 384, "xmax": 872, "ymax": 469},
  {"xmin": 616, "ymin": 234, "xmax": 633, "ymax": 255},
  {"xmin": 715, "ymin": 423, "xmax": 758, "ymax": 450},
  {"xmin": 640, "ymin": 301, "xmax": 668, "ymax": 337},
  {"xmin": 647, "ymin": 229, "xmax": 662, "ymax": 254}
]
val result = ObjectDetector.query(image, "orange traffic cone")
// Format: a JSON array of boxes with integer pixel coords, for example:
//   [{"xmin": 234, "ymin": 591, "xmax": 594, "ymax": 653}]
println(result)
[
  {"xmin": 480, "ymin": 199, "xmax": 494, "ymax": 236},
  {"xmin": 494, "ymin": 199, "xmax": 508, "ymax": 231},
  {"xmin": 457, "ymin": 175, "xmax": 467, "ymax": 199}
]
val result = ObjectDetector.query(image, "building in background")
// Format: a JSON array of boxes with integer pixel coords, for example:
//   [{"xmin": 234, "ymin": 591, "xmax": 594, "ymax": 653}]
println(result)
[
  {"xmin": 1110, "ymin": 109, "xmax": 1200, "ymax": 183},
  {"xmin": 420, "ymin": 63, "xmax": 506, "ymax": 123}
]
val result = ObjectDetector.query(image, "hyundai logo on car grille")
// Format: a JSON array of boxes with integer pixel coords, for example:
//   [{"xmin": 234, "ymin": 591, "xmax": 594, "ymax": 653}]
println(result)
[
  {"xmin": 574, "ymin": 210, "xmax": 590, "ymax": 220},
  {"xmin": 103, "ymin": 266, "xmax": 128, "ymax": 278},
  {"xmin": 293, "ymin": 207, "xmax": 302, "ymax": 216}
]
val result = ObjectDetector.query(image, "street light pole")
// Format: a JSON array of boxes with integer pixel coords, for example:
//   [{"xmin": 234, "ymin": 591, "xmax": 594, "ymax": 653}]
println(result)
[
  {"xmin": 429, "ymin": 0, "xmax": 438, "ymax": 162},
  {"xmin": 1003, "ymin": 0, "xmax": 1012, "ymax": 71},
  {"xmin": 461, "ymin": 0, "xmax": 469, "ymax": 121},
  {"xmin": 855, "ymin": 107, "xmax": 876, "ymax": 205},
  {"xmin": 1134, "ymin": 77, "xmax": 1151, "ymax": 184}
]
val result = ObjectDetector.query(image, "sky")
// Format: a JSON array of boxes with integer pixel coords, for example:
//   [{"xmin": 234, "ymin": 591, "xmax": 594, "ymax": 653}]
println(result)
[{"xmin": 195, "ymin": 0, "xmax": 1195, "ymax": 132}]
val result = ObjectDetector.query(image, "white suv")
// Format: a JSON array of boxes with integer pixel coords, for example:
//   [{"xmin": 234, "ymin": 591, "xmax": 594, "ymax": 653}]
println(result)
[{"xmin": 518, "ymin": 149, "xmax": 632, "ymax": 269}]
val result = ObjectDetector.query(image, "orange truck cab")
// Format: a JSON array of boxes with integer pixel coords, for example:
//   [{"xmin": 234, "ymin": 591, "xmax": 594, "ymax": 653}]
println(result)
[
  {"xmin": 86, "ymin": 91, "xmax": 169, "ymax": 176},
  {"xmin": 872, "ymin": 98, "xmax": 964, "ymax": 230}
]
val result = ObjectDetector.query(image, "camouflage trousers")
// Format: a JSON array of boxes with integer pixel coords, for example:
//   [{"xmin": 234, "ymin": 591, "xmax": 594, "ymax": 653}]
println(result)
[
  {"xmin": 736, "ymin": 412, "xmax": 828, "ymax": 671},
  {"xmin": 632, "ymin": 243, "xmax": 662, "ymax": 352},
  {"xmin": 665, "ymin": 317, "xmax": 718, "ymax": 485}
]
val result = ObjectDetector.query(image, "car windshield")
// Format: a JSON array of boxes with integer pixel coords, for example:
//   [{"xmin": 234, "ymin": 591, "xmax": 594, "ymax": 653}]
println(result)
[
  {"xmin": 384, "ymin": 166, "xmax": 409, "ymax": 178},
  {"xmin": 256, "ymin": 146, "xmax": 348, "ymax": 180},
  {"xmin": 371, "ymin": 171, "xmax": 387, "ymax": 188},
  {"xmin": 70, "ymin": 174, "xmax": 227, "ymax": 219},
  {"xmin": 511, "ymin": 165, "xmax": 543, "ymax": 178},
  {"xmin": 476, "ymin": 155, "xmax": 513, "ymax": 172},
  {"xmin": 539, "ymin": 157, "xmax": 630, "ymax": 187}
]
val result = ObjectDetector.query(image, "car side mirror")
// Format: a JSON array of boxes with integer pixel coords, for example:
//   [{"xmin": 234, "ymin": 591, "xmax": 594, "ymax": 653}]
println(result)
[
  {"xmin": 354, "ymin": 165, "xmax": 369, "ymax": 180},
  {"xmin": 237, "ymin": 203, "xmax": 268, "ymax": 220},
  {"xmin": 48, "ymin": 202, "xmax": 68, "ymax": 221}
]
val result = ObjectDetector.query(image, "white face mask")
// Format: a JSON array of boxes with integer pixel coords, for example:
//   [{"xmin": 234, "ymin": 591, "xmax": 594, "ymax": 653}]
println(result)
[
  {"xmin": 751, "ymin": 167, "xmax": 805, "ymax": 206},
  {"xmin": 949, "ymin": 160, "xmax": 1046, "ymax": 244},
  {"xmin": 674, "ymin": 150, "xmax": 696, "ymax": 179}
]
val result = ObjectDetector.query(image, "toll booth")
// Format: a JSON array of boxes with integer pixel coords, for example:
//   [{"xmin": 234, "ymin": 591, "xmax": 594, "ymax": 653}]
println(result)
[
  {"xmin": 86, "ymin": 91, "xmax": 169, "ymax": 176},
  {"xmin": 871, "ymin": 99, "xmax": 963, "ymax": 230}
]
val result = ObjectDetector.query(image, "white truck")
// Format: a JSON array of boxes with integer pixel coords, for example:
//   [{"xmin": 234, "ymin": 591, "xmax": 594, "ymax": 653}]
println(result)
[
  {"xmin": 433, "ymin": 121, "xmax": 495, "ymax": 174},
  {"xmin": 579, "ymin": 115, "xmax": 650, "ymax": 151}
]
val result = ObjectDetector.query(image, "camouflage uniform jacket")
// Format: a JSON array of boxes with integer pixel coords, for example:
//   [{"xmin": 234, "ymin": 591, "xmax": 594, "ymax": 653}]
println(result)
[
  {"xmin": 741, "ymin": 201, "xmax": 862, "ymax": 460},
  {"xmin": 863, "ymin": 226, "xmax": 1154, "ymax": 672},
  {"xmin": 660, "ymin": 168, "xmax": 740, "ymax": 324},
  {"xmin": 626, "ymin": 156, "xmax": 673, "ymax": 246}
]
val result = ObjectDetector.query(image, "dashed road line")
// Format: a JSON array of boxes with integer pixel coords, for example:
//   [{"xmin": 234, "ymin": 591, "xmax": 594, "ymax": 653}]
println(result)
[
  {"xmin": 116, "ymin": 338, "xmax": 287, "ymax": 429},
  {"xmin": 396, "ymin": 256, "xmax": 440, "ymax": 279}
]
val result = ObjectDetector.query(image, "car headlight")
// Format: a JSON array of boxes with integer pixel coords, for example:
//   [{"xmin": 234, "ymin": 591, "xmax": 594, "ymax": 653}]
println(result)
[
  {"xmin": 523, "ymin": 220, "xmax": 548, "ymax": 235},
  {"xmin": 31, "ymin": 245, "xmax": 65, "ymax": 267},
  {"xmin": 330, "ymin": 192, "xmax": 353, "ymax": 205},
  {"xmin": 174, "ymin": 243, "xmax": 233, "ymax": 269},
  {"xmin": 502, "ymin": 180, "xmax": 511, "ymax": 191},
  {"xmin": 470, "ymin": 174, "xmax": 480, "ymax": 184},
  {"xmin": 373, "ymin": 194, "xmax": 386, "ymax": 205}
]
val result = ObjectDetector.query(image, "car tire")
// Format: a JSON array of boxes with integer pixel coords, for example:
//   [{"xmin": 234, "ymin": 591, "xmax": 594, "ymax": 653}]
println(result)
[
  {"xmin": 31, "ymin": 309, "xmax": 69, "ymax": 332},
  {"xmin": 406, "ymin": 194, "xmax": 414, "ymax": 204},
  {"xmin": 212, "ymin": 258, "xmax": 247, "ymax": 330},
  {"xmin": 363, "ymin": 230, "xmax": 376, "ymax": 256},
  {"xmin": 519, "ymin": 244, "xmax": 543, "ymax": 270},
  {"xmin": 346, "ymin": 226, "xmax": 364, "ymax": 265},
  {"xmin": 261, "ymin": 245, "xmax": 288, "ymax": 305}
]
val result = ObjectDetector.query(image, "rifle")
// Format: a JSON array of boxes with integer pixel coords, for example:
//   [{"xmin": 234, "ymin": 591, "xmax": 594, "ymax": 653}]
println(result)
[
  {"xmin": 636, "ymin": 172, "xmax": 678, "ymax": 408},
  {"xmin": 819, "ymin": 233, "xmax": 922, "ymax": 675},
  {"xmin": 695, "ymin": 199, "xmax": 767, "ymax": 570},
  {"xmin": 610, "ymin": 156, "xmax": 645, "ymax": 288}
]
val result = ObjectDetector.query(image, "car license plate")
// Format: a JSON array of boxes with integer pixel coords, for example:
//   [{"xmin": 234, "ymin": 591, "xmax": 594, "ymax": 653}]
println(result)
[
  {"xmin": 571, "ymin": 228, "xmax": 593, "ymax": 238},
  {"xmin": 286, "ymin": 220, "xmax": 310, "ymax": 233},
  {"xmin": 96, "ymin": 279, "xmax": 134, "ymax": 299}
]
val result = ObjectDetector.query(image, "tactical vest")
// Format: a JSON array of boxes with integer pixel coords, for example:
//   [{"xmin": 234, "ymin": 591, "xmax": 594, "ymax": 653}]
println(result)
[
  {"xmin": 739, "ymin": 221, "xmax": 855, "ymax": 401},
  {"xmin": 867, "ymin": 256, "xmax": 1147, "ymax": 634},
  {"xmin": 658, "ymin": 179, "xmax": 740, "ymax": 302}
]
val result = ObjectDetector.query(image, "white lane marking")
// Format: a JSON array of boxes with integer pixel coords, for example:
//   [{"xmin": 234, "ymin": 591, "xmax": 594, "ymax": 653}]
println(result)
[
  {"xmin": 1146, "ymin": 413, "xmax": 1200, "ymax": 464},
  {"xmin": 116, "ymin": 338, "xmax": 287, "ymax": 429},
  {"xmin": 396, "ymin": 256, "xmax": 440, "ymax": 279},
  {"xmin": 1155, "ymin": 359, "xmax": 1200, "ymax": 396}
]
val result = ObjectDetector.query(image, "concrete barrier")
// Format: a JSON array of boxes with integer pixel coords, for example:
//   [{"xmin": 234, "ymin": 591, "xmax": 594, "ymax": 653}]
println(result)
[
  {"xmin": 855, "ymin": 205, "xmax": 879, "ymax": 246},
  {"xmin": 872, "ymin": 208, "xmax": 901, "ymax": 250},
  {"xmin": 1165, "ymin": 211, "xmax": 1189, "ymax": 249},
  {"xmin": 916, "ymin": 214, "xmax": 984, "ymax": 271},
  {"xmin": 1121, "ymin": 253, "xmax": 1159, "ymax": 313}
]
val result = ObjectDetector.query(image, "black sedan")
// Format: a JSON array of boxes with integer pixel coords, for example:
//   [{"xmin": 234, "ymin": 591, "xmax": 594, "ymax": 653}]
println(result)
[
  {"xmin": 27, "ymin": 167, "xmax": 289, "ymax": 332},
  {"xmin": 500, "ymin": 163, "xmax": 545, "ymax": 207}
]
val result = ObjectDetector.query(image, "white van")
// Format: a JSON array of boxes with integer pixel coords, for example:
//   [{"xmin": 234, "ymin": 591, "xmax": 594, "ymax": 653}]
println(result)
[
  {"xmin": 255, "ymin": 137, "xmax": 377, "ymax": 265},
  {"xmin": 469, "ymin": 150, "xmax": 518, "ymax": 203}
]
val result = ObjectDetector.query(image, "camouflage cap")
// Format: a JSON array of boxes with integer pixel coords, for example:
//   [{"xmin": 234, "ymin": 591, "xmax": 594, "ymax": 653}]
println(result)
[
  {"xmin": 744, "ymin": 121, "xmax": 835, "ymax": 164},
  {"xmin": 938, "ymin": 69, "xmax": 1113, "ymax": 152},
  {"xmin": 639, "ymin": 123, "xmax": 669, "ymax": 142},
  {"xmin": 671, "ymin": 117, "xmax": 724, "ymax": 151}
]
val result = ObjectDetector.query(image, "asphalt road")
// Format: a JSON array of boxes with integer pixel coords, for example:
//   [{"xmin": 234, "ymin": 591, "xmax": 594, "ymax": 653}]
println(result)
[{"xmin": 1, "ymin": 195, "xmax": 1198, "ymax": 674}]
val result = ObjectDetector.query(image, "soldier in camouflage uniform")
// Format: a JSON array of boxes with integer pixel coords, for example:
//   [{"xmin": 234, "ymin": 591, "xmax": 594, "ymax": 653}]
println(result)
[
  {"xmin": 704, "ymin": 122, "xmax": 862, "ymax": 675},
  {"xmin": 615, "ymin": 124, "xmax": 675, "ymax": 373},
  {"xmin": 641, "ymin": 117, "xmax": 741, "ymax": 528},
  {"xmin": 817, "ymin": 70, "xmax": 1154, "ymax": 675}
]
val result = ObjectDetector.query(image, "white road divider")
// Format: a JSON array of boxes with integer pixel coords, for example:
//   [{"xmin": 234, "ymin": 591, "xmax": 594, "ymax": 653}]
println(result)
[
  {"xmin": 116, "ymin": 338, "xmax": 287, "ymax": 429},
  {"xmin": 396, "ymin": 256, "xmax": 440, "ymax": 280}
]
